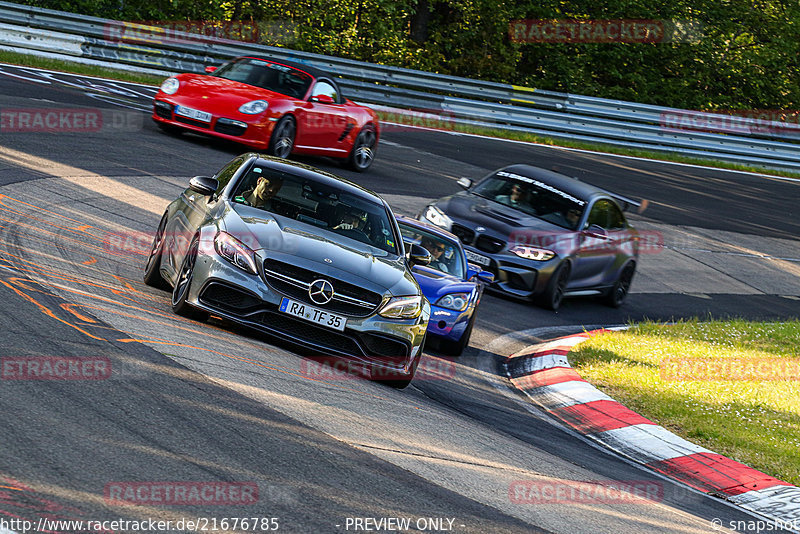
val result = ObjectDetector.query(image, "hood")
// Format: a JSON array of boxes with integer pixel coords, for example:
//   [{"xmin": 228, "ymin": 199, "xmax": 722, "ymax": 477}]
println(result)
[
  {"xmin": 411, "ymin": 265, "xmax": 476, "ymax": 302},
  {"xmin": 436, "ymin": 192, "xmax": 575, "ymax": 248},
  {"xmin": 222, "ymin": 203, "xmax": 418, "ymax": 296},
  {"xmin": 173, "ymin": 73, "xmax": 291, "ymax": 104}
]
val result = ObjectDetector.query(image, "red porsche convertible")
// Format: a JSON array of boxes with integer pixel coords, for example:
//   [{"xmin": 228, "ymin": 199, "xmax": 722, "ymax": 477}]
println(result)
[{"xmin": 152, "ymin": 56, "xmax": 380, "ymax": 171}]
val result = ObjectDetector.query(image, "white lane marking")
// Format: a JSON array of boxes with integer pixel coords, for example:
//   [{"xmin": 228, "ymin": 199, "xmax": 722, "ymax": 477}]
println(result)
[
  {"xmin": 0, "ymin": 61, "xmax": 160, "ymax": 88},
  {"xmin": 0, "ymin": 65, "xmax": 52, "ymax": 84},
  {"xmin": 590, "ymin": 424, "xmax": 712, "ymax": 464},
  {"xmin": 382, "ymin": 124, "xmax": 800, "ymax": 183}
]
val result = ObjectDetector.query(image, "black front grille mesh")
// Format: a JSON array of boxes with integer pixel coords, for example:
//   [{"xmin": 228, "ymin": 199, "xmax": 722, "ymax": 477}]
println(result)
[
  {"xmin": 450, "ymin": 224, "xmax": 475, "ymax": 245},
  {"xmin": 262, "ymin": 259, "xmax": 382, "ymax": 316},
  {"xmin": 476, "ymin": 234, "xmax": 506, "ymax": 254},
  {"xmin": 199, "ymin": 283, "xmax": 261, "ymax": 311}
]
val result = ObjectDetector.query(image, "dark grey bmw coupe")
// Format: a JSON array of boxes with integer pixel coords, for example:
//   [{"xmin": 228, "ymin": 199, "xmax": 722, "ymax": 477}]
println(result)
[
  {"xmin": 144, "ymin": 154, "xmax": 430, "ymax": 387},
  {"xmin": 420, "ymin": 164, "xmax": 640, "ymax": 310}
]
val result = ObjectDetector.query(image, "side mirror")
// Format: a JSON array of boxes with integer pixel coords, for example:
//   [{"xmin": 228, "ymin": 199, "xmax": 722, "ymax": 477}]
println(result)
[
  {"xmin": 189, "ymin": 176, "xmax": 219, "ymax": 196},
  {"xmin": 457, "ymin": 177, "xmax": 473, "ymax": 190},
  {"xmin": 310, "ymin": 94, "xmax": 335, "ymax": 104},
  {"xmin": 204, "ymin": 65, "xmax": 218, "ymax": 74},
  {"xmin": 408, "ymin": 244, "xmax": 431, "ymax": 267},
  {"xmin": 467, "ymin": 264, "xmax": 494, "ymax": 283}
]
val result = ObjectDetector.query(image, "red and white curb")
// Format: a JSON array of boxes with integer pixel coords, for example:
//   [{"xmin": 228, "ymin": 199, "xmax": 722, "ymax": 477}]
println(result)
[{"xmin": 504, "ymin": 330, "xmax": 800, "ymax": 526}]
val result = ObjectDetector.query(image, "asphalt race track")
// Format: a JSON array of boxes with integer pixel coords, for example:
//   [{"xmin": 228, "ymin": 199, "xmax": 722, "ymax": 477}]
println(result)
[{"xmin": 0, "ymin": 64, "xmax": 797, "ymax": 533}]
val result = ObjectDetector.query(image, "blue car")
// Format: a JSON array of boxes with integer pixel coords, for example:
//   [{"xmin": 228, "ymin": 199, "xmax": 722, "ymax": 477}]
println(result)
[{"xmin": 397, "ymin": 216, "xmax": 494, "ymax": 355}]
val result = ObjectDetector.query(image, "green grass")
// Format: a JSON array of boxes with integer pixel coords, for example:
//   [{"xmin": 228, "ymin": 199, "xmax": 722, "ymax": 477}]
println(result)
[
  {"xmin": 568, "ymin": 319, "xmax": 800, "ymax": 485},
  {"xmin": 4, "ymin": 49, "xmax": 800, "ymax": 180}
]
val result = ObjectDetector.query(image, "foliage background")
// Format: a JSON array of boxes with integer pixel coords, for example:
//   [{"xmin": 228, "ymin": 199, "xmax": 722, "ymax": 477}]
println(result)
[{"xmin": 21, "ymin": 0, "xmax": 800, "ymax": 111}]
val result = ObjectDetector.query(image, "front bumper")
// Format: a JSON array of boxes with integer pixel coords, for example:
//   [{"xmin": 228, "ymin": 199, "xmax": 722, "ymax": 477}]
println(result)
[
  {"xmin": 186, "ymin": 239, "xmax": 428, "ymax": 376},
  {"xmin": 426, "ymin": 305, "xmax": 473, "ymax": 342},
  {"xmin": 462, "ymin": 244, "xmax": 559, "ymax": 300},
  {"xmin": 153, "ymin": 98, "xmax": 274, "ymax": 150}
]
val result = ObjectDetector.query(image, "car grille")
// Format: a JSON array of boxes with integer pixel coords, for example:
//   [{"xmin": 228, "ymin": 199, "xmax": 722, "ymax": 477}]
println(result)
[
  {"xmin": 258, "ymin": 310, "xmax": 363, "ymax": 355},
  {"xmin": 262, "ymin": 258, "xmax": 384, "ymax": 317},
  {"xmin": 199, "ymin": 282, "xmax": 262, "ymax": 312},
  {"xmin": 450, "ymin": 224, "xmax": 475, "ymax": 246},
  {"xmin": 214, "ymin": 118, "xmax": 247, "ymax": 136},
  {"xmin": 153, "ymin": 101, "xmax": 173, "ymax": 119},
  {"xmin": 476, "ymin": 234, "xmax": 506, "ymax": 254},
  {"xmin": 174, "ymin": 115, "xmax": 210, "ymax": 129}
]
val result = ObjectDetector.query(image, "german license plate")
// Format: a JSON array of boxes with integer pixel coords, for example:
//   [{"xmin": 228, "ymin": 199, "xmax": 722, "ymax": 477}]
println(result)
[
  {"xmin": 174, "ymin": 105, "xmax": 212, "ymax": 122},
  {"xmin": 465, "ymin": 249, "xmax": 491, "ymax": 266},
  {"xmin": 279, "ymin": 298, "xmax": 346, "ymax": 331}
]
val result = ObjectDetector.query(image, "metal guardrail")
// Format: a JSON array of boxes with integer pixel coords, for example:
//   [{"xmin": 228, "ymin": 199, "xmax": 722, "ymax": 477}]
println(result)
[{"xmin": 2, "ymin": 0, "xmax": 800, "ymax": 171}]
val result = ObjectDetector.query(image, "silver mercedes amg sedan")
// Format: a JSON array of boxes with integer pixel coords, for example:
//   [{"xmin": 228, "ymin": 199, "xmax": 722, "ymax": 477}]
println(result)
[{"xmin": 144, "ymin": 154, "xmax": 431, "ymax": 387}]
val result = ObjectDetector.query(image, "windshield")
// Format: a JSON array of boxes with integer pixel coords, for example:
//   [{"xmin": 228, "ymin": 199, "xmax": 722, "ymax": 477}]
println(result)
[
  {"xmin": 398, "ymin": 222, "xmax": 465, "ymax": 279},
  {"xmin": 212, "ymin": 58, "xmax": 313, "ymax": 99},
  {"xmin": 473, "ymin": 171, "xmax": 587, "ymax": 230},
  {"xmin": 231, "ymin": 165, "xmax": 399, "ymax": 255}
]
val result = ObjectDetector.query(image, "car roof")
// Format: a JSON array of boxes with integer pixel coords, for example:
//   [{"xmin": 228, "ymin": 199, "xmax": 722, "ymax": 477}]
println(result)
[
  {"xmin": 238, "ymin": 56, "xmax": 332, "ymax": 81},
  {"xmin": 247, "ymin": 154, "xmax": 386, "ymax": 204},
  {"xmin": 395, "ymin": 215, "xmax": 461, "ymax": 244},
  {"xmin": 492, "ymin": 164, "xmax": 611, "ymax": 202}
]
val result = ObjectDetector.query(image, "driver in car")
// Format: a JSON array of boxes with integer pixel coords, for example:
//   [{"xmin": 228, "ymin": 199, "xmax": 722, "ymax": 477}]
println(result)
[
  {"xmin": 333, "ymin": 211, "xmax": 364, "ymax": 231},
  {"xmin": 421, "ymin": 237, "xmax": 450, "ymax": 273},
  {"xmin": 240, "ymin": 175, "xmax": 283, "ymax": 209}
]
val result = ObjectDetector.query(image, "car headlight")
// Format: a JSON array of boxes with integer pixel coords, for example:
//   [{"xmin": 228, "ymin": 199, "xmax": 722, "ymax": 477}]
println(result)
[
  {"xmin": 238, "ymin": 100, "xmax": 269, "ymax": 114},
  {"xmin": 160, "ymin": 77, "xmax": 180, "ymax": 95},
  {"xmin": 214, "ymin": 231, "xmax": 257, "ymax": 274},
  {"xmin": 379, "ymin": 295, "xmax": 423, "ymax": 319},
  {"xmin": 509, "ymin": 245, "xmax": 556, "ymax": 261},
  {"xmin": 435, "ymin": 292, "xmax": 471, "ymax": 312},
  {"xmin": 422, "ymin": 205, "xmax": 452, "ymax": 230}
]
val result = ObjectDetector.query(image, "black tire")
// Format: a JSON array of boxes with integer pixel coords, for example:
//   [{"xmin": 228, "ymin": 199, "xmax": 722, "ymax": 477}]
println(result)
[
  {"xmin": 268, "ymin": 116, "xmax": 295, "ymax": 159},
  {"xmin": 439, "ymin": 312, "xmax": 476, "ymax": 356},
  {"xmin": 171, "ymin": 236, "xmax": 209, "ymax": 321},
  {"xmin": 604, "ymin": 262, "xmax": 636, "ymax": 308},
  {"xmin": 347, "ymin": 125, "xmax": 377, "ymax": 172},
  {"xmin": 537, "ymin": 261, "xmax": 570, "ymax": 311},
  {"xmin": 143, "ymin": 213, "xmax": 169, "ymax": 289}
]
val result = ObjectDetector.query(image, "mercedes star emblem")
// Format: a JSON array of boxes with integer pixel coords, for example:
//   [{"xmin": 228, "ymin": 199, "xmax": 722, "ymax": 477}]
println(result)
[{"xmin": 308, "ymin": 279, "xmax": 334, "ymax": 305}]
